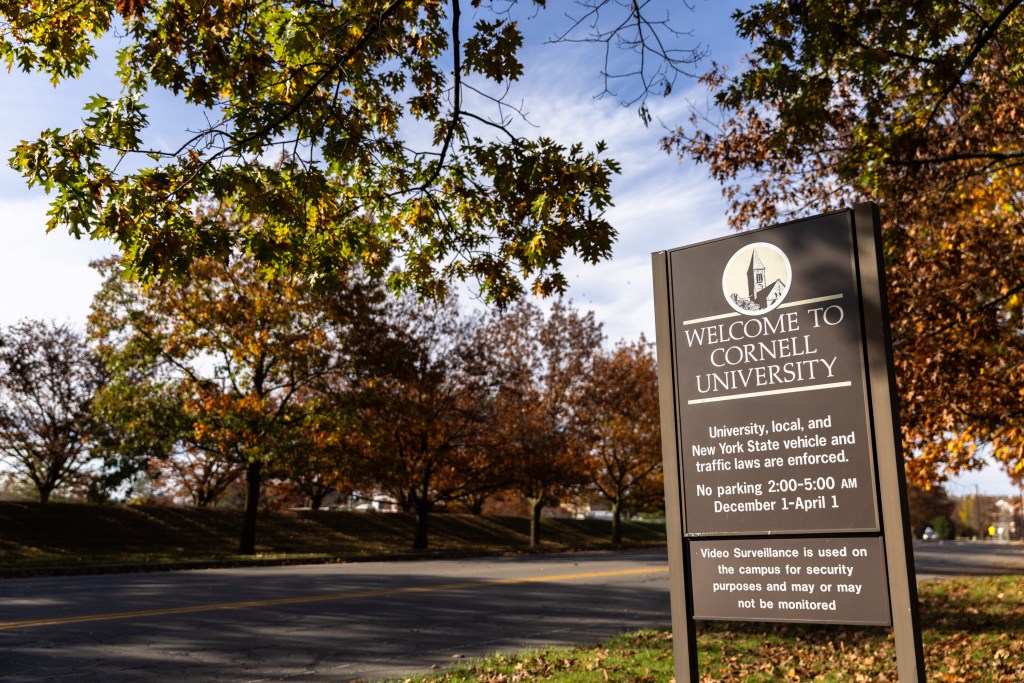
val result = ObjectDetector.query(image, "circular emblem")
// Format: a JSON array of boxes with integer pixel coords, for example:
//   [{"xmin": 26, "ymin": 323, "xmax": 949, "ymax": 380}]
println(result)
[{"xmin": 722, "ymin": 242, "xmax": 792, "ymax": 315}]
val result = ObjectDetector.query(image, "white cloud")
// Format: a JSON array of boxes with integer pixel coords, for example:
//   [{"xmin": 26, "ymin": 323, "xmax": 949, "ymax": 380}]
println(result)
[
  {"xmin": 484, "ymin": 44, "xmax": 732, "ymax": 342},
  {"xmin": 0, "ymin": 197, "xmax": 115, "ymax": 329}
]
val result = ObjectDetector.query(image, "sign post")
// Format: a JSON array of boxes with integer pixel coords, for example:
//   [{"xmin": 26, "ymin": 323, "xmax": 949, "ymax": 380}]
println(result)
[{"xmin": 652, "ymin": 203, "xmax": 924, "ymax": 682}]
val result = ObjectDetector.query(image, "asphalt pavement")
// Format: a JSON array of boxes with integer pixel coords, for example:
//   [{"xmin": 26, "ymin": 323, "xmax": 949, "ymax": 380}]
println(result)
[
  {"xmin": 0, "ymin": 548, "xmax": 672, "ymax": 683},
  {"xmin": 2, "ymin": 541, "xmax": 1021, "ymax": 682},
  {"xmin": 911, "ymin": 539, "xmax": 1024, "ymax": 580}
]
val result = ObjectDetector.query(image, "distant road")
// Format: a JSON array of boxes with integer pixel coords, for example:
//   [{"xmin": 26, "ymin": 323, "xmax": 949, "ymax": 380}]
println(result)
[
  {"xmin": 2, "ymin": 542, "xmax": 1020, "ymax": 682},
  {"xmin": 912, "ymin": 539, "xmax": 1024, "ymax": 580},
  {"xmin": 0, "ymin": 549, "xmax": 672, "ymax": 683}
]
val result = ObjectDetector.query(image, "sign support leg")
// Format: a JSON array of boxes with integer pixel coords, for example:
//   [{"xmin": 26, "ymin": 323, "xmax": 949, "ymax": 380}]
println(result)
[
  {"xmin": 652, "ymin": 251, "xmax": 699, "ymax": 683},
  {"xmin": 852, "ymin": 202, "xmax": 925, "ymax": 682}
]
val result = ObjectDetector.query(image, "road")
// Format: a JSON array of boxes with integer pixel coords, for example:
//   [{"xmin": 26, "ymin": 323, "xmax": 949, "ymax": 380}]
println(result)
[
  {"xmin": 2, "ymin": 542, "xmax": 1020, "ymax": 682},
  {"xmin": 911, "ymin": 539, "xmax": 1024, "ymax": 580},
  {"xmin": 0, "ymin": 549, "xmax": 672, "ymax": 683}
]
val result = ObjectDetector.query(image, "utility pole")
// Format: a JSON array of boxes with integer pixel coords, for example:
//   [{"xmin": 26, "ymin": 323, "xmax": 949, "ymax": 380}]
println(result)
[
  {"xmin": 975, "ymin": 485, "xmax": 982, "ymax": 541},
  {"xmin": 1019, "ymin": 484, "xmax": 1023, "ymax": 541}
]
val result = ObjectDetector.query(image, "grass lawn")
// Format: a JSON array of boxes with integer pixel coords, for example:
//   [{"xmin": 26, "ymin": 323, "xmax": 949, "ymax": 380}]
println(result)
[
  {"xmin": 391, "ymin": 576, "xmax": 1023, "ymax": 683},
  {"xmin": 0, "ymin": 501, "xmax": 665, "ymax": 570}
]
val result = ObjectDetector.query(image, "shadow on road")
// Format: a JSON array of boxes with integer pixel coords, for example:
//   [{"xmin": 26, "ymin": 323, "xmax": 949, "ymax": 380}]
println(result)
[{"xmin": 2, "ymin": 560, "xmax": 671, "ymax": 682}]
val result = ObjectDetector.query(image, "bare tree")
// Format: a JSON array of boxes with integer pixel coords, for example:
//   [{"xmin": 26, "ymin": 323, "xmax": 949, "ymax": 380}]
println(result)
[{"xmin": 0, "ymin": 320, "xmax": 106, "ymax": 503}]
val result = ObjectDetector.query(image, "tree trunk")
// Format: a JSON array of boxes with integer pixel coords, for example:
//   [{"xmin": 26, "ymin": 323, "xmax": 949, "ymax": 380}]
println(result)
[
  {"xmin": 467, "ymin": 495, "xmax": 486, "ymax": 515},
  {"xmin": 398, "ymin": 488, "xmax": 415, "ymax": 513},
  {"xmin": 238, "ymin": 458, "xmax": 263, "ymax": 555},
  {"xmin": 528, "ymin": 497, "xmax": 544, "ymax": 547},
  {"xmin": 309, "ymin": 487, "xmax": 328, "ymax": 511},
  {"xmin": 611, "ymin": 500, "xmax": 622, "ymax": 546},
  {"xmin": 413, "ymin": 498, "xmax": 431, "ymax": 550}
]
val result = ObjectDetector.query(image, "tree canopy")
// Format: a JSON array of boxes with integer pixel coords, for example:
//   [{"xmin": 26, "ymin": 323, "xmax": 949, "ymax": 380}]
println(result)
[
  {"xmin": 666, "ymin": 0, "xmax": 1024, "ymax": 486},
  {"xmin": 484, "ymin": 299, "xmax": 604, "ymax": 545},
  {"xmin": 88, "ymin": 252, "xmax": 385, "ymax": 552},
  {"xmin": 357, "ymin": 295, "xmax": 497, "ymax": 549},
  {"xmin": 577, "ymin": 337, "xmax": 661, "ymax": 544},
  {"xmin": 0, "ymin": 275, "xmax": 666, "ymax": 549},
  {"xmin": 1, "ymin": 0, "xmax": 701, "ymax": 305}
]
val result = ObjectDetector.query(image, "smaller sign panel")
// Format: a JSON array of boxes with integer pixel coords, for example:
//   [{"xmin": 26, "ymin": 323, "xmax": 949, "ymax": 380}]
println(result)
[{"xmin": 689, "ymin": 536, "xmax": 891, "ymax": 625}]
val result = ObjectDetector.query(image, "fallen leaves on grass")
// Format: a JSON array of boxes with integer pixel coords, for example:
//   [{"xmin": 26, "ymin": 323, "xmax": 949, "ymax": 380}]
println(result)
[{"xmin": 396, "ymin": 577, "xmax": 1024, "ymax": 683}]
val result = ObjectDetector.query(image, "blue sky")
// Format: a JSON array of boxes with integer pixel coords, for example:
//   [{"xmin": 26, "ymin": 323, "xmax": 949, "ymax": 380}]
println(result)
[{"xmin": 0, "ymin": 1, "xmax": 1017, "ymax": 496}]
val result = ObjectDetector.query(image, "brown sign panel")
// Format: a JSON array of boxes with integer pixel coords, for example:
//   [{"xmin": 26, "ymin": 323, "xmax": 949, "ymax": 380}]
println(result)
[
  {"xmin": 669, "ymin": 212, "xmax": 879, "ymax": 535},
  {"xmin": 689, "ymin": 536, "xmax": 891, "ymax": 625}
]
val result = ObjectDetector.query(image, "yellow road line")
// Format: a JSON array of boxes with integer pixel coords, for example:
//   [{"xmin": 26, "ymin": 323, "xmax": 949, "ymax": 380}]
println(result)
[{"xmin": 0, "ymin": 565, "xmax": 668, "ymax": 631}]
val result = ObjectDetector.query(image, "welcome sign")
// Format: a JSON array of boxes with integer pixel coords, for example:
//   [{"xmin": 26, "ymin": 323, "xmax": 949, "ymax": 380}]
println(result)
[
  {"xmin": 671, "ymin": 212, "xmax": 879, "ymax": 537},
  {"xmin": 652, "ymin": 204, "xmax": 925, "ymax": 682}
]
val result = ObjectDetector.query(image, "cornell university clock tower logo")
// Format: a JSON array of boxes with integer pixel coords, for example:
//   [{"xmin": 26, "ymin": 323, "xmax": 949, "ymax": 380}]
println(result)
[{"xmin": 721, "ymin": 242, "xmax": 792, "ymax": 315}]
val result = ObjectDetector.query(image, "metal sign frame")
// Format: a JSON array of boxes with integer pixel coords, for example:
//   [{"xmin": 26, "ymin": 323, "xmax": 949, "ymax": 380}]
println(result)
[{"xmin": 652, "ymin": 203, "xmax": 924, "ymax": 682}]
